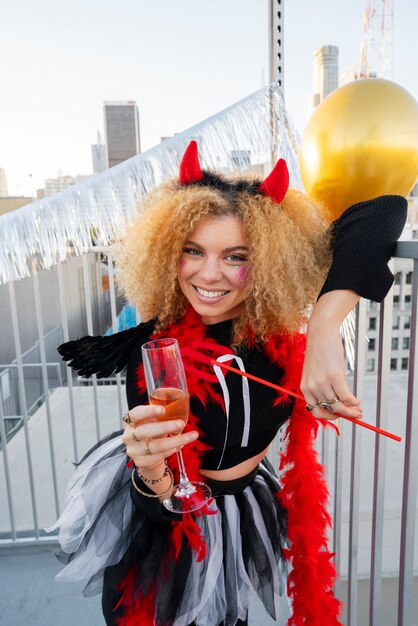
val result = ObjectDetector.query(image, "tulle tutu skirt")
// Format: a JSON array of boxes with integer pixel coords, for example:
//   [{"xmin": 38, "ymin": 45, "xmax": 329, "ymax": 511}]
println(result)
[{"xmin": 48, "ymin": 434, "xmax": 292, "ymax": 626}]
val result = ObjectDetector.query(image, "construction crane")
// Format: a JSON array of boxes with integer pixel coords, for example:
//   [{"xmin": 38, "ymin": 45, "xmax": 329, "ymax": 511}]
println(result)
[{"xmin": 358, "ymin": 0, "xmax": 393, "ymax": 79}]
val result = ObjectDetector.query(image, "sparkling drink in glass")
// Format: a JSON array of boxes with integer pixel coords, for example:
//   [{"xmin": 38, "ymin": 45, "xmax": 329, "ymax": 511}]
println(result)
[{"xmin": 141, "ymin": 338, "xmax": 211, "ymax": 513}]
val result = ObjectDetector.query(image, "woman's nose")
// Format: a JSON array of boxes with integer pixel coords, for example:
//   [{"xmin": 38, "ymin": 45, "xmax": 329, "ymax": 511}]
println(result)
[{"xmin": 198, "ymin": 257, "xmax": 223, "ymax": 282}]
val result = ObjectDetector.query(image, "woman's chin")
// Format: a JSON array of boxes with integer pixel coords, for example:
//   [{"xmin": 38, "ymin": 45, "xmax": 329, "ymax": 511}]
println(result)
[{"xmin": 190, "ymin": 300, "xmax": 243, "ymax": 325}]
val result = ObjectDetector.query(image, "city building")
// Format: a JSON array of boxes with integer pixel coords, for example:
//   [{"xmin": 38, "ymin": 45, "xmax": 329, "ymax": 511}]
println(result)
[
  {"xmin": 91, "ymin": 131, "xmax": 106, "ymax": 174},
  {"xmin": 407, "ymin": 198, "xmax": 418, "ymax": 233},
  {"xmin": 104, "ymin": 101, "xmax": 141, "ymax": 168},
  {"xmin": 230, "ymin": 150, "xmax": 251, "ymax": 169},
  {"xmin": 309, "ymin": 45, "xmax": 339, "ymax": 113},
  {"xmin": 44, "ymin": 175, "xmax": 89, "ymax": 197},
  {"xmin": 0, "ymin": 167, "xmax": 8, "ymax": 196},
  {"xmin": 365, "ymin": 257, "xmax": 413, "ymax": 374},
  {"xmin": 218, "ymin": 150, "xmax": 265, "ymax": 178}
]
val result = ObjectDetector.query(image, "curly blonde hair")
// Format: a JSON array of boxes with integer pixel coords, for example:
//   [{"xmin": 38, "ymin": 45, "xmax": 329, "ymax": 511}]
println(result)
[{"xmin": 115, "ymin": 172, "xmax": 332, "ymax": 341}]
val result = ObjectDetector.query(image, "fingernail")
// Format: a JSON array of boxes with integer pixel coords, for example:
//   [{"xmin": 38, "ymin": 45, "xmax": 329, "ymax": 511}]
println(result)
[
  {"xmin": 175, "ymin": 421, "xmax": 183, "ymax": 430},
  {"xmin": 153, "ymin": 406, "xmax": 164, "ymax": 415},
  {"xmin": 188, "ymin": 432, "xmax": 198, "ymax": 440}
]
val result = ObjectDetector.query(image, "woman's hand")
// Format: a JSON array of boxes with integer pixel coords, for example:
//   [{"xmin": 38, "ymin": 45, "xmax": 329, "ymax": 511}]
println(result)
[
  {"xmin": 122, "ymin": 404, "xmax": 198, "ymax": 475},
  {"xmin": 301, "ymin": 290, "xmax": 363, "ymax": 421}
]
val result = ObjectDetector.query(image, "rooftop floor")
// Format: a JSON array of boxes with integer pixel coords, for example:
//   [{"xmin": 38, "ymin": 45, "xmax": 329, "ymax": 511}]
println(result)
[
  {"xmin": 0, "ymin": 544, "xmax": 278, "ymax": 626},
  {"xmin": 1, "ymin": 544, "xmax": 417, "ymax": 625}
]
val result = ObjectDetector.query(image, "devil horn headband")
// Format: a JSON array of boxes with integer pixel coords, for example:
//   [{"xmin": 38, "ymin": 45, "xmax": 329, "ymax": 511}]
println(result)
[
  {"xmin": 179, "ymin": 140, "xmax": 289, "ymax": 204},
  {"xmin": 179, "ymin": 140, "xmax": 204, "ymax": 184},
  {"xmin": 258, "ymin": 158, "xmax": 289, "ymax": 205}
]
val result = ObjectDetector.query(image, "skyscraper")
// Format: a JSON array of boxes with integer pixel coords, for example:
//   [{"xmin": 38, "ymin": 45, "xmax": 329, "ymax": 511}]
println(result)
[
  {"xmin": 104, "ymin": 101, "xmax": 141, "ymax": 169},
  {"xmin": 309, "ymin": 45, "xmax": 339, "ymax": 113},
  {"xmin": 91, "ymin": 131, "xmax": 106, "ymax": 174}
]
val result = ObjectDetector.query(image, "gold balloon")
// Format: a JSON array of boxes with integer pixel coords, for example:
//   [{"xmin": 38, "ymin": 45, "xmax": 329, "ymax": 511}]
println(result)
[{"xmin": 299, "ymin": 78, "xmax": 418, "ymax": 221}]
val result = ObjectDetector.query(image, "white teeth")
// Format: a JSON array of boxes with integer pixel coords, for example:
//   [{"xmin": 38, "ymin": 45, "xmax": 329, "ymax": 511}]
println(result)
[{"xmin": 196, "ymin": 287, "xmax": 228, "ymax": 298}]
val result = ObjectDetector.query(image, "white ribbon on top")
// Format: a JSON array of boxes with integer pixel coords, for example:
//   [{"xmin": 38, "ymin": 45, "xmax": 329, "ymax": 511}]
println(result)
[{"xmin": 212, "ymin": 354, "xmax": 251, "ymax": 470}]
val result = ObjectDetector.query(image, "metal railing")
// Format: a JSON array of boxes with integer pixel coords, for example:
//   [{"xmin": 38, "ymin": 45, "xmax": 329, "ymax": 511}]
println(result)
[
  {"xmin": 0, "ymin": 360, "xmax": 63, "ymax": 431},
  {"xmin": 0, "ymin": 242, "xmax": 417, "ymax": 625}
]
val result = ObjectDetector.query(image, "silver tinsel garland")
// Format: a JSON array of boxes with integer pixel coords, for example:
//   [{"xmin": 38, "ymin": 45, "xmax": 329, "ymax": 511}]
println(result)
[{"xmin": 0, "ymin": 84, "xmax": 301, "ymax": 285}]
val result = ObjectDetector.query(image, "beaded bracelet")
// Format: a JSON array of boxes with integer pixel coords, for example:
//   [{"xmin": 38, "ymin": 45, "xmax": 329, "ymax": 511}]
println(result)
[
  {"xmin": 131, "ymin": 466, "xmax": 174, "ymax": 499},
  {"xmin": 136, "ymin": 462, "xmax": 169, "ymax": 485}
]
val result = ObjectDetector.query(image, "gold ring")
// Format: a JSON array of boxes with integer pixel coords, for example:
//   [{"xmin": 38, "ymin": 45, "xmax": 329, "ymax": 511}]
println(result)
[
  {"xmin": 132, "ymin": 428, "xmax": 141, "ymax": 442},
  {"xmin": 145, "ymin": 439, "xmax": 152, "ymax": 455},
  {"xmin": 123, "ymin": 411, "xmax": 133, "ymax": 425},
  {"xmin": 325, "ymin": 395, "xmax": 339, "ymax": 405}
]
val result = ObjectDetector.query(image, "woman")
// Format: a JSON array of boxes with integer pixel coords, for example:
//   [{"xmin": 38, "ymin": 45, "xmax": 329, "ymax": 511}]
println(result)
[{"xmin": 52, "ymin": 141, "xmax": 407, "ymax": 626}]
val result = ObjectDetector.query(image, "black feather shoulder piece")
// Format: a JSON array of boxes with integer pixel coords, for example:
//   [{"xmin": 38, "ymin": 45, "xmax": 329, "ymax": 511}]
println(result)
[{"xmin": 57, "ymin": 320, "xmax": 156, "ymax": 378}]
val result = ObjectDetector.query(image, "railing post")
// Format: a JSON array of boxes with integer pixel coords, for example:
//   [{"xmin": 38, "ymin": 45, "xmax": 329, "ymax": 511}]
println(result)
[
  {"xmin": 332, "ymin": 418, "xmax": 344, "ymax": 600},
  {"xmin": 82, "ymin": 254, "xmax": 101, "ymax": 441},
  {"xmin": 347, "ymin": 298, "xmax": 367, "ymax": 626},
  {"xmin": 369, "ymin": 280, "xmax": 394, "ymax": 625},
  {"xmin": 398, "ymin": 257, "xmax": 418, "ymax": 626},
  {"xmin": 57, "ymin": 261, "xmax": 79, "ymax": 463},
  {"xmin": 32, "ymin": 262, "xmax": 60, "ymax": 516},
  {"xmin": 8, "ymin": 281, "xmax": 40, "ymax": 537},
  {"xmin": 107, "ymin": 251, "xmax": 124, "ymax": 421},
  {"xmin": 0, "ymin": 381, "xmax": 16, "ymax": 540}
]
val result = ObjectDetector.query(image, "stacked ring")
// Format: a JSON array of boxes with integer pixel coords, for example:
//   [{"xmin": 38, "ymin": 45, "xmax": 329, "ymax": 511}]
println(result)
[
  {"xmin": 306, "ymin": 395, "xmax": 339, "ymax": 412},
  {"xmin": 326, "ymin": 396, "xmax": 339, "ymax": 405},
  {"xmin": 123, "ymin": 411, "xmax": 133, "ymax": 425},
  {"xmin": 320, "ymin": 396, "xmax": 340, "ymax": 412},
  {"xmin": 132, "ymin": 429, "xmax": 141, "ymax": 442}
]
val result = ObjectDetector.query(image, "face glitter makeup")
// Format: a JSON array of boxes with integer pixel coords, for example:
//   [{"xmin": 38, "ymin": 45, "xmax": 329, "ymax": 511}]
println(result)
[{"xmin": 236, "ymin": 265, "xmax": 248, "ymax": 284}]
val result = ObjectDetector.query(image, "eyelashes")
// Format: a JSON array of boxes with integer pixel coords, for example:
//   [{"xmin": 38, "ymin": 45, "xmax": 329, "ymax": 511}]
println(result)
[
  {"xmin": 225, "ymin": 254, "xmax": 248, "ymax": 263},
  {"xmin": 182, "ymin": 247, "xmax": 202, "ymax": 257},
  {"xmin": 182, "ymin": 248, "xmax": 248, "ymax": 264}
]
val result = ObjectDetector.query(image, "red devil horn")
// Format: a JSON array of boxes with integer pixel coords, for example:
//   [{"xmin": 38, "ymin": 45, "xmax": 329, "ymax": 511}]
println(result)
[
  {"xmin": 259, "ymin": 158, "xmax": 289, "ymax": 204},
  {"xmin": 179, "ymin": 140, "xmax": 204, "ymax": 184}
]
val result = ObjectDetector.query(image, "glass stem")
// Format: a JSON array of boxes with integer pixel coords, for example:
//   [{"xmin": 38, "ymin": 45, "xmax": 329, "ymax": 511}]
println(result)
[{"xmin": 176, "ymin": 449, "xmax": 191, "ymax": 487}]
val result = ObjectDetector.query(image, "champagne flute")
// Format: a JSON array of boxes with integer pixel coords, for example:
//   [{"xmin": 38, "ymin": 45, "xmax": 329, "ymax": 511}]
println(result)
[{"xmin": 141, "ymin": 338, "xmax": 212, "ymax": 513}]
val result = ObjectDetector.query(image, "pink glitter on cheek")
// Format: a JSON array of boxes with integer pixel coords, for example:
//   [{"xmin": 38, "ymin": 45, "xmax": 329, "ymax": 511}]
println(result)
[
  {"xmin": 235, "ymin": 265, "xmax": 249, "ymax": 284},
  {"xmin": 178, "ymin": 257, "xmax": 187, "ymax": 269}
]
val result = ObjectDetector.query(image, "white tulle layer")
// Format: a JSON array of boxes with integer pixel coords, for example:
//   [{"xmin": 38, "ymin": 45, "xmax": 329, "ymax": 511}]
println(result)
[
  {"xmin": 47, "ymin": 435, "xmax": 291, "ymax": 625},
  {"xmin": 46, "ymin": 435, "xmax": 136, "ymax": 586}
]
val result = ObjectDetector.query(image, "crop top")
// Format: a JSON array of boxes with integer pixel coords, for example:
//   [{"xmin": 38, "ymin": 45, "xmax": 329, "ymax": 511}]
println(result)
[{"xmin": 125, "ymin": 318, "xmax": 292, "ymax": 470}]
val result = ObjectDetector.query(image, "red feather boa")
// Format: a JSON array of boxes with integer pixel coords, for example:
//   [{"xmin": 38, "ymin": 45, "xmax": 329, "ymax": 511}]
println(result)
[
  {"xmin": 269, "ymin": 333, "xmax": 343, "ymax": 624},
  {"xmin": 115, "ymin": 309, "xmax": 342, "ymax": 625}
]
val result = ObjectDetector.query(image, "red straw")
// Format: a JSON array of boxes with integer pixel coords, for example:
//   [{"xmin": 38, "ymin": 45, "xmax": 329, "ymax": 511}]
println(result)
[{"xmin": 209, "ymin": 358, "xmax": 402, "ymax": 443}]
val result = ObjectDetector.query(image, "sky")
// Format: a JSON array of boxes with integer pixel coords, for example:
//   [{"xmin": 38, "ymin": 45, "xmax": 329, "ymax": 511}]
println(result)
[{"xmin": 2, "ymin": 0, "xmax": 418, "ymax": 196}]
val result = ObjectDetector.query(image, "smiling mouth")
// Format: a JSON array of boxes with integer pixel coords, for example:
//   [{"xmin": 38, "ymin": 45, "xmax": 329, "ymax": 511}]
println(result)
[{"xmin": 193, "ymin": 285, "xmax": 230, "ymax": 298}]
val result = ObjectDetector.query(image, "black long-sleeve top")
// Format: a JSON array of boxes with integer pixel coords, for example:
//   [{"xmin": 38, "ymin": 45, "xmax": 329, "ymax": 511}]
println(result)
[{"xmin": 319, "ymin": 195, "xmax": 407, "ymax": 301}]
